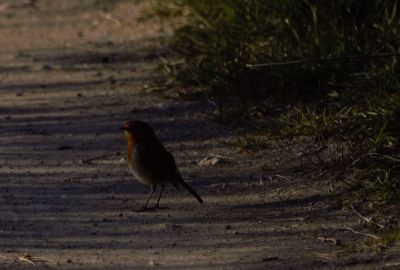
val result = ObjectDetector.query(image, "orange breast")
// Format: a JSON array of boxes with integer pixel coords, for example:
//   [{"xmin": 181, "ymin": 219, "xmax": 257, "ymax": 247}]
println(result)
[{"xmin": 124, "ymin": 132, "xmax": 136, "ymax": 166}]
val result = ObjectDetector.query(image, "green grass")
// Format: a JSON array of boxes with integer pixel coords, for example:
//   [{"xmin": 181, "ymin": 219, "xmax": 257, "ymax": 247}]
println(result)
[
  {"xmin": 152, "ymin": 0, "xmax": 400, "ymax": 99},
  {"xmin": 380, "ymin": 228, "xmax": 400, "ymax": 246},
  {"xmin": 283, "ymin": 92, "xmax": 400, "ymax": 208},
  {"xmin": 150, "ymin": 0, "xmax": 400, "ymax": 228}
]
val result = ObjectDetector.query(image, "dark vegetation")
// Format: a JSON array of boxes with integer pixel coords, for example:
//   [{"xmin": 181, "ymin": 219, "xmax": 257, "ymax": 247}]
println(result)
[{"xmin": 149, "ymin": 0, "xmax": 400, "ymax": 245}]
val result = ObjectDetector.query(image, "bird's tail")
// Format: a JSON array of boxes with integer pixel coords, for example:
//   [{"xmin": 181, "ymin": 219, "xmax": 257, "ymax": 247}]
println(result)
[{"xmin": 180, "ymin": 181, "xmax": 203, "ymax": 204}]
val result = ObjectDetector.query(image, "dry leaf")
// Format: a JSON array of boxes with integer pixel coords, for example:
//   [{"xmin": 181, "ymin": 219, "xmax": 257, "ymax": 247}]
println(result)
[{"xmin": 198, "ymin": 156, "xmax": 220, "ymax": 166}]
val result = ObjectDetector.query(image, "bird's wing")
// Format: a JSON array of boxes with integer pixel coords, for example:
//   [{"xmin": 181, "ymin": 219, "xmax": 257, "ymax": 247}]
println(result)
[
  {"xmin": 136, "ymin": 140, "xmax": 203, "ymax": 204},
  {"xmin": 135, "ymin": 140, "xmax": 182, "ymax": 188}
]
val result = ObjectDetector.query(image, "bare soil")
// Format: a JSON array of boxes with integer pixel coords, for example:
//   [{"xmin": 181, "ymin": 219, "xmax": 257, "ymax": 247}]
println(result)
[{"xmin": 0, "ymin": 1, "xmax": 399, "ymax": 269}]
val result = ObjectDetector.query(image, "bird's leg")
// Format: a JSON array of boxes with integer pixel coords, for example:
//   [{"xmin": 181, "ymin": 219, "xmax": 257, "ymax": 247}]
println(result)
[
  {"xmin": 137, "ymin": 185, "xmax": 156, "ymax": 212},
  {"xmin": 155, "ymin": 184, "xmax": 165, "ymax": 208}
]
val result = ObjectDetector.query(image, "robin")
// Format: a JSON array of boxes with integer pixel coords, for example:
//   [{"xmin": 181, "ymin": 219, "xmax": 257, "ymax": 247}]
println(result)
[{"xmin": 120, "ymin": 120, "xmax": 203, "ymax": 211}]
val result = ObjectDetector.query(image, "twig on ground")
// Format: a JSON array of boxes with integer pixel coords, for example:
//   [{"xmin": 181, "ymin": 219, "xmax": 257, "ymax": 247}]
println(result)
[
  {"xmin": 350, "ymin": 152, "xmax": 399, "ymax": 167},
  {"xmin": 342, "ymin": 227, "xmax": 380, "ymax": 240},
  {"xmin": 209, "ymin": 154, "xmax": 235, "ymax": 160},
  {"xmin": 366, "ymin": 153, "xmax": 400, "ymax": 162},
  {"xmin": 313, "ymin": 252, "xmax": 338, "ymax": 260},
  {"xmin": 311, "ymin": 170, "xmax": 326, "ymax": 180},
  {"xmin": 100, "ymin": 11, "xmax": 121, "ymax": 25},
  {"xmin": 18, "ymin": 255, "xmax": 36, "ymax": 265},
  {"xmin": 351, "ymin": 205, "xmax": 385, "ymax": 229},
  {"xmin": 81, "ymin": 154, "xmax": 110, "ymax": 164},
  {"xmin": 256, "ymin": 217, "xmax": 305, "ymax": 222},
  {"xmin": 268, "ymin": 174, "xmax": 289, "ymax": 181}
]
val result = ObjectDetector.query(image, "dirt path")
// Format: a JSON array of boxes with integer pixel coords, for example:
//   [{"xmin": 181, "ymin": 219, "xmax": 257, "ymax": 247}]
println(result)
[{"xmin": 0, "ymin": 1, "xmax": 398, "ymax": 269}]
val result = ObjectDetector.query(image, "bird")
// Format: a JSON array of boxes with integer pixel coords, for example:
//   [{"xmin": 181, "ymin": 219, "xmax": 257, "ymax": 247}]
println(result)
[{"xmin": 120, "ymin": 120, "xmax": 203, "ymax": 211}]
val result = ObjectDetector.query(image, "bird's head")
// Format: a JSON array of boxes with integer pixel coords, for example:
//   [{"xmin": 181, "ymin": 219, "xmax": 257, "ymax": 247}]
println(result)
[{"xmin": 120, "ymin": 120, "xmax": 157, "ymax": 142}]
